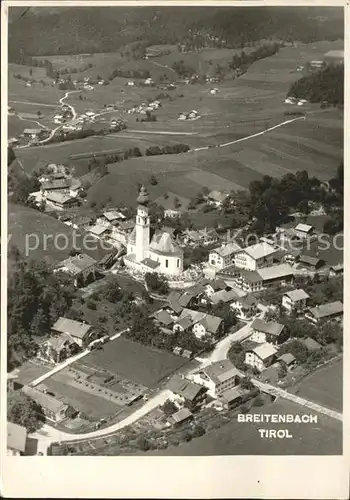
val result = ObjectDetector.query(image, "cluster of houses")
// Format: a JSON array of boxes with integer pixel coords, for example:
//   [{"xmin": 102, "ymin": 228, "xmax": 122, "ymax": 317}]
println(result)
[
  {"xmin": 127, "ymin": 98, "xmax": 161, "ymax": 115},
  {"xmin": 284, "ymin": 96, "xmax": 308, "ymax": 106},
  {"xmin": 28, "ymin": 165, "xmax": 83, "ymax": 211},
  {"xmin": 178, "ymin": 109, "xmax": 200, "ymax": 121}
]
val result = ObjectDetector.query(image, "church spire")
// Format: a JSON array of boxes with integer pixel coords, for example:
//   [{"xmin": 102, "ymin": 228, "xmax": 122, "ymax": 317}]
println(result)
[{"xmin": 137, "ymin": 184, "xmax": 149, "ymax": 206}]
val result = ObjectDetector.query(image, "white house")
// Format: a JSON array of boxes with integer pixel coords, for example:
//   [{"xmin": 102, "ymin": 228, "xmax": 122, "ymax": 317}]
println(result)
[
  {"xmin": 294, "ymin": 223, "xmax": 314, "ymax": 240},
  {"xmin": 51, "ymin": 317, "xmax": 93, "ymax": 348},
  {"xmin": 282, "ymin": 288, "xmax": 310, "ymax": 313},
  {"xmin": 305, "ymin": 301, "xmax": 343, "ymax": 324},
  {"xmin": 230, "ymin": 295, "xmax": 258, "ymax": 321},
  {"xmin": 190, "ymin": 360, "xmax": 240, "ymax": 398},
  {"xmin": 178, "ymin": 113, "xmax": 187, "ymax": 121},
  {"xmin": 250, "ymin": 318, "xmax": 286, "ymax": 345},
  {"xmin": 7, "ymin": 422, "xmax": 27, "ymax": 456},
  {"xmin": 208, "ymin": 241, "xmax": 241, "ymax": 269},
  {"xmin": 192, "ymin": 314, "xmax": 223, "ymax": 340},
  {"xmin": 245, "ymin": 343, "xmax": 278, "ymax": 372},
  {"xmin": 207, "ymin": 190, "xmax": 229, "ymax": 208},
  {"xmin": 235, "ymin": 242, "xmax": 278, "ymax": 271}
]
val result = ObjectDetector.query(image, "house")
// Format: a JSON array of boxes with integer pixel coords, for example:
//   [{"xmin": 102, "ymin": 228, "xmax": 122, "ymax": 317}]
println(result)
[
  {"xmin": 152, "ymin": 309, "xmax": 175, "ymax": 329},
  {"xmin": 245, "ymin": 343, "xmax": 278, "ymax": 372},
  {"xmin": 190, "ymin": 359, "xmax": 240, "ymax": 398},
  {"xmin": 305, "ymin": 301, "xmax": 343, "ymax": 324},
  {"xmin": 97, "ymin": 251, "xmax": 119, "ymax": 271},
  {"xmin": 23, "ymin": 128, "xmax": 43, "ymax": 139},
  {"xmin": 207, "ymin": 190, "xmax": 229, "ymax": 208},
  {"xmin": 234, "ymin": 269, "xmax": 263, "ymax": 293},
  {"xmin": 45, "ymin": 192, "xmax": 80, "ymax": 210},
  {"xmin": 173, "ymin": 315, "xmax": 196, "ymax": 333},
  {"xmin": 294, "ymin": 223, "xmax": 314, "ymax": 240},
  {"xmin": 71, "ymin": 215, "xmax": 94, "ymax": 230},
  {"xmin": 235, "ymin": 242, "xmax": 278, "ymax": 271},
  {"xmin": 168, "ymin": 408, "xmax": 193, "ymax": 427},
  {"xmin": 282, "ymin": 289, "xmax": 310, "ymax": 313},
  {"xmin": 258, "ymin": 263, "xmax": 294, "ymax": 287},
  {"xmin": 192, "ymin": 314, "xmax": 224, "ymax": 340},
  {"xmin": 250, "ymin": 318, "xmax": 286, "ymax": 345},
  {"xmin": 154, "ymin": 193, "xmax": 188, "ymax": 218},
  {"xmin": 97, "ymin": 210, "xmax": 126, "ymax": 227},
  {"xmin": 298, "ymin": 255, "xmax": 325, "ymax": 271},
  {"xmin": 183, "ymin": 228, "xmax": 219, "ymax": 247},
  {"xmin": 55, "ymin": 253, "xmax": 97, "ymax": 287},
  {"xmin": 219, "ymin": 386, "xmax": 246, "ymax": 409},
  {"xmin": 22, "ymin": 386, "xmax": 71, "ymax": 423},
  {"xmin": 310, "ymin": 60, "xmax": 325, "ymax": 69},
  {"xmin": 208, "ymin": 241, "xmax": 241, "ymax": 269},
  {"xmin": 144, "ymin": 77, "xmax": 154, "ymax": 85},
  {"xmin": 88, "ymin": 224, "xmax": 111, "ymax": 240},
  {"xmin": 329, "ymin": 264, "xmax": 343, "ymax": 277},
  {"xmin": 323, "ymin": 50, "xmax": 344, "ymax": 65},
  {"xmin": 178, "ymin": 112, "xmax": 187, "ymax": 121},
  {"xmin": 300, "ymin": 337, "xmax": 322, "ymax": 352},
  {"xmin": 204, "ymin": 278, "xmax": 228, "ymax": 297},
  {"xmin": 188, "ymin": 110, "xmax": 199, "ymax": 120},
  {"xmin": 38, "ymin": 334, "xmax": 80, "ymax": 364},
  {"xmin": 127, "ymin": 80, "xmax": 135, "ymax": 86},
  {"xmin": 110, "ymin": 220, "xmax": 135, "ymax": 245},
  {"xmin": 7, "ymin": 422, "xmax": 27, "ymax": 456},
  {"xmin": 181, "ymin": 349, "xmax": 192, "ymax": 359},
  {"xmin": 167, "ymin": 291, "xmax": 184, "ymax": 316},
  {"xmin": 278, "ymin": 353, "xmax": 297, "ymax": 369},
  {"xmin": 209, "ymin": 288, "xmax": 239, "ymax": 305},
  {"xmin": 52, "ymin": 317, "xmax": 93, "ymax": 347},
  {"xmin": 231, "ymin": 295, "xmax": 258, "ymax": 320},
  {"xmin": 40, "ymin": 178, "xmax": 71, "ymax": 195},
  {"xmin": 167, "ymin": 375, "xmax": 208, "ymax": 410}
]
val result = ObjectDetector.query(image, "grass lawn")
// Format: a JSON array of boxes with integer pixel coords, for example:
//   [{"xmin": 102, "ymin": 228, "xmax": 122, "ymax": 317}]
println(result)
[
  {"xmin": 43, "ymin": 376, "xmax": 122, "ymax": 419},
  {"xmin": 148, "ymin": 398, "xmax": 342, "ymax": 455},
  {"xmin": 75, "ymin": 337, "xmax": 189, "ymax": 388},
  {"xmin": 8, "ymin": 203, "xmax": 110, "ymax": 264},
  {"xmin": 290, "ymin": 358, "xmax": 343, "ymax": 412},
  {"xmin": 16, "ymin": 360, "xmax": 52, "ymax": 386}
]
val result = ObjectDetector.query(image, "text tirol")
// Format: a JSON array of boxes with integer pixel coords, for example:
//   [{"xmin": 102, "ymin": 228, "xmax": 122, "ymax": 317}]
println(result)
[{"xmin": 258, "ymin": 429, "xmax": 293, "ymax": 438}]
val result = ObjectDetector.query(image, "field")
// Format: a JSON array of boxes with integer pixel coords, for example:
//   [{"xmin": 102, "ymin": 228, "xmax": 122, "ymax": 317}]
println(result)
[
  {"xmin": 10, "ymin": 40, "xmax": 343, "ymax": 211},
  {"xmin": 290, "ymin": 359, "xmax": 343, "ymax": 412},
  {"xmin": 73, "ymin": 337, "xmax": 189, "ymax": 388},
  {"xmin": 148, "ymin": 398, "xmax": 342, "ymax": 455},
  {"xmin": 8, "ymin": 203, "xmax": 110, "ymax": 264}
]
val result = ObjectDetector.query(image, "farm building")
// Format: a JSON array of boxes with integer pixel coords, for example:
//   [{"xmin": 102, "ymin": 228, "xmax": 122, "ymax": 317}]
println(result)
[
  {"xmin": 305, "ymin": 301, "xmax": 343, "ymax": 324},
  {"xmin": 55, "ymin": 253, "xmax": 97, "ymax": 287},
  {"xmin": 51, "ymin": 317, "xmax": 93, "ymax": 347},
  {"xmin": 323, "ymin": 50, "xmax": 344, "ymax": 65},
  {"xmin": 45, "ymin": 192, "xmax": 80, "ymax": 210},
  {"xmin": 245, "ymin": 343, "xmax": 278, "ymax": 372},
  {"xmin": 23, "ymin": 128, "xmax": 44, "ymax": 139},
  {"xmin": 22, "ymin": 385, "xmax": 72, "ymax": 423}
]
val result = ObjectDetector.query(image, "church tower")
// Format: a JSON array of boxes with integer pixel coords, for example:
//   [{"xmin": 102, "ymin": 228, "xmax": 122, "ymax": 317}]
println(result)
[{"xmin": 135, "ymin": 185, "xmax": 150, "ymax": 262}]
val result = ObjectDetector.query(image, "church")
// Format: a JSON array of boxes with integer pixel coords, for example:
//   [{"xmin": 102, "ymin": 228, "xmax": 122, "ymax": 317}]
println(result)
[{"xmin": 124, "ymin": 185, "xmax": 184, "ymax": 276}]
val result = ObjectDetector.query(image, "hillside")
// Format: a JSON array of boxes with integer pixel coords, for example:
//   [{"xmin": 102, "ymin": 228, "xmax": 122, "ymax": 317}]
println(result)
[
  {"xmin": 9, "ymin": 7, "xmax": 343, "ymax": 58},
  {"xmin": 287, "ymin": 64, "xmax": 344, "ymax": 104}
]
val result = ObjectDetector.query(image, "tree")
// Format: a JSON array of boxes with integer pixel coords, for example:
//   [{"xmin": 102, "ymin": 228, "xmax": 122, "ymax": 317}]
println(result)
[
  {"xmin": 192, "ymin": 424, "xmax": 206, "ymax": 438},
  {"xmin": 37, "ymin": 110, "xmax": 42, "ymax": 118},
  {"xmin": 8, "ymin": 392, "xmax": 44, "ymax": 432},
  {"xmin": 8, "ymin": 146, "xmax": 16, "ymax": 166},
  {"xmin": 160, "ymin": 400, "xmax": 177, "ymax": 416},
  {"xmin": 149, "ymin": 175, "xmax": 158, "ymax": 185},
  {"xmin": 137, "ymin": 436, "xmax": 150, "ymax": 452},
  {"xmin": 278, "ymin": 362, "xmax": 288, "ymax": 378},
  {"xmin": 240, "ymin": 376, "xmax": 255, "ymax": 391},
  {"xmin": 145, "ymin": 272, "xmax": 169, "ymax": 295}
]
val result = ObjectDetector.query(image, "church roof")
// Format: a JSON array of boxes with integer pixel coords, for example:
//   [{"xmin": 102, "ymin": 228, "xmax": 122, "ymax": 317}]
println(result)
[
  {"xmin": 150, "ymin": 230, "xmax": 183, "ymax": 256},
  {"xmin": 137, "ymin": 185, "xmax": 149, "ymax": 205}
]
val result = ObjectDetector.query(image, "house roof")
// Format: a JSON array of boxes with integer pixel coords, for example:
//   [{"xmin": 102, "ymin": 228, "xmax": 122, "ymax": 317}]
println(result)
[
  {"xmin": 22, "ymin": 386, "xmax": 68, "ymax": 414},
  {"xmin": 175, "ymin": 316, "xmax": 195, "ymax": 330},
  {"xmin": 239, "ymin": 269, "xmax": 263, "ymax": 284},
  {"xmin": 210, "ymin": 288, "xmax": 239, "ymax": 305},
  {"xmin": 330, "ymin": 264, "xmax": 343, "ymax": 272},
  {"xmin": 23, "ymin": 128, "xmax": 42, "ymax": 134},
  {"xmin": 150, "ymin": 230, "xmax": 183, "ymax": 256},
  {"xmin": 299, "ymin": 255, "xmax": 322, "ymax": 267},
  {"xmin": 204, "ymin": 360, "xmax": 240, "ymax": 385},
  {"xmin": 211, "ymin": 241, "xmax": 241, "ymax": 258},
  {"xmin": 41, "ymin": 179, "xmax": 70, "ymax": 190},
  {"xmin": 7, "ymin": 422, "xmax": 27, "ymax": 452},
  {"xmin": 178, "ymin": 292, "xmax": 195, "ymax": 308},
  {"xmin": 251, "ymin": 318, "xmax": 284, "ymax": 337},
  {"xmin": 52, "ymin": 317, "xmax": 92, "ymax": 339},
  {"xmin": 167, "ymin": 375, "xmax": 205, "ymax": 401},
  {"xmin": 324, "ymin": 50, "xmax": 344, "ymax": 59},
  {"xmin": 170, "ymin": 408, "xmax": 192, "ymax": 423},
  {"xmin": 46, "ymin": 192, "xmax": 75, "ymax": 205},
  {"xmin": 252, "ymin": 343, "xmax": 278, "ymax": 360},
  {"xmin": 284, "ymin": 289, "xmax": 310, "ymax": 302},
  {"xmin": 300, "ymin": 337, "xmax": 322, "ymax": 351},
  {"xmin": 220, "ymin": 386, "xmax": 244, "ymax": 404},
  {"xmin": 198, "ymin": 314, "xmax": 223, "ymax": 334},
  {"xmin": 118, "ymin": 220, "xmax": 135, "ymax": 231},
  {"xmin": 258, "ymin": 263, "xmax": 294, "ymax": 282},
  {"xmin": 59, "ymin": 253, "xmax": 97, "ymax": 274},
  {"xmin": 167, "ymin": 291, "xmax": 183, "ymax": 314},
  {"xmin": 153, "ymin": 309, "xmax": 174, "ymax": 327},
  {"xmin": 307, "ymin": 301, "xmax": 343, "ymax": 320},
  {"xmin": 295, "ymin": 223, "xmax": 313, "ymax": 233},
  {"xmin": 242, "ymin": 242, "xmax": 276, "ymax": 260},
  {"xmin": 206, "ymin": 278, "xmax": 227, "ymax": 291},
  {"xmin": 47, "ymin": 333, "xmax": 75, "ymax": 351},
  {"xmin": 182, "ymin": 349, "xmax": 192, "ymax": 358},
  {"xmin": 236, "ymin": 295, "xmax": 258, "ymax": 308},
  {"xmin": 102, "ymin": 210, "xmax": 126, "ymax": 222},
  {"xmin": 278, "ymin": 353, "xmax": 296, "ymax": 365},
  {"xmin": 88, "ymin": 224, "xmax": 110, "ymax": 236}
]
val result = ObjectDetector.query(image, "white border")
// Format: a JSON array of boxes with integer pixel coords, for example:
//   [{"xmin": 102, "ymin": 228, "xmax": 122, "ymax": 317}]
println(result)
[{"xmin": 1, "ymin": 1, "xmax": 349, "ymax": 498}]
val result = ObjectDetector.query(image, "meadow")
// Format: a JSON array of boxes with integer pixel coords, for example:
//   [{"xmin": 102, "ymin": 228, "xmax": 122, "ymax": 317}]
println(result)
[{"xmin": 76, "ymin": 337, "xmax": 189, "ymax": 388}]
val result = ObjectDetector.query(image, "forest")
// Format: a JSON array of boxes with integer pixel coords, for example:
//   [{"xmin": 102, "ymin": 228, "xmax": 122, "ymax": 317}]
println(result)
[
  {"xmin": 287, "ymin": 64, "xmax": 344, "ymax": 105},
  {"xmin": 9, "ymin": 7, "xmax": 343, "ymax": 58}
]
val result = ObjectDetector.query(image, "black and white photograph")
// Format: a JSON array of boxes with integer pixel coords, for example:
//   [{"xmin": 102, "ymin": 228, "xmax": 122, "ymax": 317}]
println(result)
[{"xmin": 2, "ymin": 1, "xmax": 348, "ymax": 497}]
